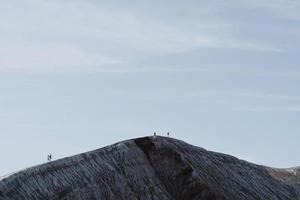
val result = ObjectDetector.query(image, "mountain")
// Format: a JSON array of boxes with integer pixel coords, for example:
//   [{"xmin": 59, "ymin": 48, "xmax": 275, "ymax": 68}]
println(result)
[{"xmin": 0, "ymin": 136, "xmax": 299, "ymax": 200}]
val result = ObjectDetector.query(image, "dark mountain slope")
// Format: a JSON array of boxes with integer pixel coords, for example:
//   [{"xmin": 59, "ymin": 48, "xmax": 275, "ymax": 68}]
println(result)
[{"xmin": 0, "ymin": 136, "xmax": 299, "ymax": 200}]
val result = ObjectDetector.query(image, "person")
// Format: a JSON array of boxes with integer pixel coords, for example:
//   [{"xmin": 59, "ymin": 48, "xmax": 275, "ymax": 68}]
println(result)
[
  {"xmin": 154, "ymin": 132, "xmax": 156, "ymax": 137},
  {"xmin": 47, "ymin": 154, "xmax": 52, "ymax": 162},
  {"xmin": 167, "ymin": 132, "xmax": 170, "ymax": 137}
]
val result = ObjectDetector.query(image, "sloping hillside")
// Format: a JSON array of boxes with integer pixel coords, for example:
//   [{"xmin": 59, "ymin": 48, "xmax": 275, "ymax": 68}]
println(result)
[{"xmin": 0, "ymin": 136, "xmax": 299, "ymax": 200}]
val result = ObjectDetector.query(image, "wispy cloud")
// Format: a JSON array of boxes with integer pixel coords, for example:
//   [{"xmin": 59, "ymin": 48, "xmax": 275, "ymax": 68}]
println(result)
[
  {"xmin": 0, "ymin": 0, "xmax": 285, "ymax": 72},
  {"xmin": 243, "ymin": 0, "xmax": 300, "ymax": 21},
  {"xmin": 107, "ymin": 89, "xmax": 300, "ymax": 112},
  {"xmin": 218, "ymin": 92, "xmax": 300, "ymax": 101},
  {"xmin": 180, "ymin": 90, "xmax": 300, "ymax": 100},
  {"xmin": 0, "ymin": 45, "xmax": 119, "ymax": 71},
  {"xmin": 192, "ymin": 91, "xmax": 300, "ymax": 112},
  {"xmin": 231, "ymin": 106, "xmax": 300, "ymax": 112}
]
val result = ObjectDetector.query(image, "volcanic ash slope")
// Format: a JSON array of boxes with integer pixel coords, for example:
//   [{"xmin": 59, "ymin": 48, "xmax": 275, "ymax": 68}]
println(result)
[{"xmin": 0, "ymin": 136, "xmax": 299, "ymax": 200}]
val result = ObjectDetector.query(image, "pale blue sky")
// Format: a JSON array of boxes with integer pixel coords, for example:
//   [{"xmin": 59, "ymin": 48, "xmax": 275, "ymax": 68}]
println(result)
[{"xmin": 0, "ymin": 0, "xmax": 300, "ymax": 175}]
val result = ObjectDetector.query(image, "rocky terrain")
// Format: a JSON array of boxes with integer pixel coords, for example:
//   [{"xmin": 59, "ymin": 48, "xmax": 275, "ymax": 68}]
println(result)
[{"xmin": 0, "ymin": 136, "xmax": 299, "ymax": 200}]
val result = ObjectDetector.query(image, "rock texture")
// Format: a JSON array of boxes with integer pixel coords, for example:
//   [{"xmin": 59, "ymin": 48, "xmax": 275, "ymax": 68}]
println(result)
[{"xmin": 0, "ymin": 136, "xmax": 299, "ymax": 200}]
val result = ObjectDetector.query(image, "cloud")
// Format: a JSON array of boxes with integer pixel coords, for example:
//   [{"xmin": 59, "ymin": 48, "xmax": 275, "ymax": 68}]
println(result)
[
  {"xmin": 114, "ymin": 89, "xmax": 300, "ymax": 112},
  {"xmin": 0, "ymin": 45, "xmax": 118, "ymax": 72},
  {"xmin": 189, "ymin": 91, "xmax": 300, "ymax": 112},
  {"xmin": 243, "ymin": 0, "xmax": 300, "ymax": 21},
  {"xmin": 89, "ymin": 66, "xmax": 210, "ymax": 73},
  {"xmin": 194, "ymin": 36, "xmax": 281, "ymax": 52},
  {"xmin": 231, "ymin": 106, "xmax": 300, "ymax": 112},
  {"xmin": 178, "ymin": 90, "xmax": 300, "ymax": 100},
  {"xmin": 0, "ymin": 0, "xmax": 286, "ymax": 72}
]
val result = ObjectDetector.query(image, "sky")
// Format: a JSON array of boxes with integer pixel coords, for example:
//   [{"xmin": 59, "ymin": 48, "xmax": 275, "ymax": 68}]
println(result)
[{"xmin": 0, "ymin": 0, "xmax": 300, "ymax": 176}]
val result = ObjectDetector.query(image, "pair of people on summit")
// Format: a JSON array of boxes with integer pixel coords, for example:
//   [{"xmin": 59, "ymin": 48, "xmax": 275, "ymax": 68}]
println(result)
[{"xmin": 153, "ymin": 132, "xmax": 170, "ymax": 137}]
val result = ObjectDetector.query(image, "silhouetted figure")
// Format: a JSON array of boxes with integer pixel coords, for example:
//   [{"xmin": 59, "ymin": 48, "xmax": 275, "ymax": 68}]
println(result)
[
  {"xmin": 47, "ymin": 154, "xmax": 52, "ymax": 162},
  {"xmin": 167, "ymin": 132, "xmax": 170, "ymax": 137},
  {"xmin": 154, "ymin": 132, "xmax": 156, "ymax": 137}
]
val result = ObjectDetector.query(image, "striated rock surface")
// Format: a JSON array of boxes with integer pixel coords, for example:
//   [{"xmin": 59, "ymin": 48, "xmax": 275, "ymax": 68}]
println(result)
[{"xmin": 0, "ymin": 136, "xmax": 299, "ymax": 200}]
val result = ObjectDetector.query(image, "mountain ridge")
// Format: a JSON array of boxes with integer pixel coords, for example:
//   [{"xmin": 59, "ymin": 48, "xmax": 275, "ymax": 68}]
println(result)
[{"xmin": 0, "ymin": 136, "xmax": 299, "ymax": 199}]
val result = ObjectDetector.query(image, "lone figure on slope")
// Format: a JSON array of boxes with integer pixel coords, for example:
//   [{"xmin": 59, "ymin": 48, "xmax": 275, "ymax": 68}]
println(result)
[{"xmin": 47, "ymin": 154, "xmax": 52, "ymax": 162}]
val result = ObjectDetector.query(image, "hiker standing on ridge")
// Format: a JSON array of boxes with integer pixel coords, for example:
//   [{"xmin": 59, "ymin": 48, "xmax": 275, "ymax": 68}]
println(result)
[
  {"xmin": 154, "ymin": 132, "xmax": 157, "ymax": 137},
  {"xmin": 167, "ymin": 132, "xmax": 170, "ymax": 137},
  {"xmin": 47, "ymin": 154, "xmax": 52, "ymax": 162}
]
